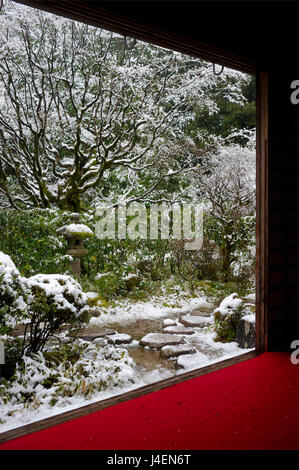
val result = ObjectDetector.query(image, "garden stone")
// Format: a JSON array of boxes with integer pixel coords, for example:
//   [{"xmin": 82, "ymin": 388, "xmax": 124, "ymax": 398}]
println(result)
[
  {"xmin": 140, "ymin": 333, "xmax": 184, "ymax": 349},
  {"xmin": 175, "ymin": 351, "xmax": 210, "ymax": 370},
  {"xmin": 163, "ymin": 325, "xmax": 195, "ymax": 335},
  {"xmin": 236, "ymin": 316, "xmax": 255, "ymax": 348},
  {"xmin": 107, "ymin": 333, "xmax": 133, "ymax": 345},
  {"xmin": 180, "ymin": 315, "xmax": 211, "ymax": 328},
  {"xmin": 160, "ymin": 344, "xmax": 197, "ymax": 359},
  {"xmin": 163, "ymin": 319, "xmax": 177, "ymax": 327},
  {"xmin": 92, "ymin": 337, "xmax": 107, "ymax": 346},
  {"xmin": 189, "ymin": 307, "xmax": 214, "ymax": 317},
  {"xmin": 78, "ymin": 328, "xmax": 116, "ymax": 341}
]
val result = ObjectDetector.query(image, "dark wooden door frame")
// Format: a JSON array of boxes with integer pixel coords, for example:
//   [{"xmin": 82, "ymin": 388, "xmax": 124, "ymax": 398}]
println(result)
[
  {"xmin": 0, "ymin": 0, "xmax": 268, "ymax": 443},
  {"xmin": 255, "ymin": 71, "xmax": 269, "ymax": 353}
]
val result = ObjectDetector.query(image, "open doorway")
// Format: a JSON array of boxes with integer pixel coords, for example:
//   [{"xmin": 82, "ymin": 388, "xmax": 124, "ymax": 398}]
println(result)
[{"xmin": 0, "ymin": 0, "xmax": 257, "ymax": 434}]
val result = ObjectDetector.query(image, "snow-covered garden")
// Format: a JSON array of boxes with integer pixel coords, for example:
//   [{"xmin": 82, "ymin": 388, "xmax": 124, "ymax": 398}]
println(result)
[
  {"xmin": 0, "ymin": 1, "xmax": 256, "ymax": 432},
  {"xmin": 0, "ymin": 250, "xmax": 255, "ymax": 432}
]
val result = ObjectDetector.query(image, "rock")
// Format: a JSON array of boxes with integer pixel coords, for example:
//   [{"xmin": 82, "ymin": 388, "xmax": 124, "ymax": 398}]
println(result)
[
  {"xmin": 163, "ymin": 325, "xmax": 195, "ymax": 335},
  {"xmin": 189, "ymin": 305, "xmax": 215, "ymax": 316},
  {"xmin": 92, "ymin": 337, "xmax": 107, "ymax": 347},
  {"xmin": 107, "ymin": 333, "xmax": 133, "ymax": 345},
  {"xmin": 176, "ymin": 351, "xmax": 210, "ymax": 369},
  {"xmin": 236, "ymin": 316, "xmax": 255, "ymax": 348},
  {"xmin": 139, "ymin": 333, "xmax": 184, "ymax": 349},
  {"xmin": 180, "ymin": 315, "xmax": 211, "ymax": 328},
  {"xmin": 78, "ymin": 328, "xmax": 116, "ymax": 341},
  {"xmin": 160, "ymin": 344, "xmax": 197, "ymax": 359},
  {"xmin": 163, "ymin": 319, "xmax": 177, "ymax": 327}
]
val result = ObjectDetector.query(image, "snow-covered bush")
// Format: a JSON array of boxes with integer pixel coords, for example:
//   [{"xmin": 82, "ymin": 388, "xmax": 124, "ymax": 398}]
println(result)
[
  {"xmin": 0, "ymin": 252, "xmax": 90, "ymax": 356},
  {"xmin": 0, "ymin": 341, "xmax": 136, "ymax": 424},
  {"xmin": 231, "ymin": 244, "xmax": 256, "ymax": 284},
  {"xmin": 0, "ymin": 208, "xmax": 70, "ymax": 277},
  {"xmin": 212, "ymin": 293, "xmax": 245, "ymax": 342},
  {"xmin": 0, "ymin": 252, "xmax": 29, "ymax": 335},
  {"xmin": 24, "ymin": 274, "xmax": 91, "ymax": 354}
]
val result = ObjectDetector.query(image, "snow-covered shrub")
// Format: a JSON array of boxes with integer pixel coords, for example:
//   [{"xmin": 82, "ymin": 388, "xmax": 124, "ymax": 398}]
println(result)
[
  {"xmin": 23, "ymin": 274, "xmax": 91, "ymax": 354},
  {"xmin": 0, "ymin": 341, "xmax": 136, "ymax": 423},
  {"xmin": 0, "ymin": 252, "xmax": 91, "ymax": 355},
  {"xmin": 212, "ymin": 293, "xmax": 245, "ymax": 342},
  {"xmin": 231, "ymin": 244, "xmax": 256, "ymax": 285},
  {"xmin": 168, "ymin": 236, "xmax": 222, "ymax": 282},
  {"xmin": 92, "ymin": 270, "xmax": 127, "ymax": 301},
  {"xmin": 0, "ymin": 252, "xmax": 29, "ymax": 335},
  {"xmin": 0, "ymin": 208, "xmax": 70, "ymax": 277}
]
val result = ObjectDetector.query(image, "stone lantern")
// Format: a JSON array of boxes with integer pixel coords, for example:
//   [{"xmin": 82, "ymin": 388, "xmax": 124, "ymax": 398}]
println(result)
[{"xmin": 57, "ymin": 214, "xmax": 94, "ymax": 277}]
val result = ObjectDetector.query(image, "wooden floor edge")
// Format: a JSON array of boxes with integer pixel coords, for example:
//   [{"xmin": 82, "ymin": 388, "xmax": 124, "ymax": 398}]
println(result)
[{"xmin": 0, "ymin": 350, "xmax": 258, "ymax": 445}]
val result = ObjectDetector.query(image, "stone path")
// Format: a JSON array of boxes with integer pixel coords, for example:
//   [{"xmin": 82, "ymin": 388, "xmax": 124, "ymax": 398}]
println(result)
[
  {"xmin": 10, "ymin": 294, "xmax": 255, "ymax": 375},
  {"xmin": 77, "ymin": 302, "xmax": 219, "ymax": 372},
  {"xmin": 77, "ymin": 294, "xmax": 256, "ymax": 374}
]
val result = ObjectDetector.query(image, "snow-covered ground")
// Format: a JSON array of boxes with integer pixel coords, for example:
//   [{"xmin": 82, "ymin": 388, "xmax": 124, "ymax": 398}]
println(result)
[
  {"xmin": 0, "ymin": 291, "xmax": 254, "ymax": 434},
  {"xmin": 89, "ymin": 292, "xmax": 214, "ymax": 326}
]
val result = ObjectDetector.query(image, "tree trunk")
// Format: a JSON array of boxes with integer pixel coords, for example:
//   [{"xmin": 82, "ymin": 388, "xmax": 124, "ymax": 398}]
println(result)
[
  {"xmin": 58, "ymin": 190, "xmax": 81, "ymax": 213},
  {"xmin": 221, "ymin": 242, "xmax": 232, "ymax": 282}
]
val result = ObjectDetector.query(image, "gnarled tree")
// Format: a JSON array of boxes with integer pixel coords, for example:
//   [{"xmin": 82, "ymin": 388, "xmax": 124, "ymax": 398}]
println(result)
[{"xmin": 0, "ymin": 1, "xmax": 250, "ymax": 212}]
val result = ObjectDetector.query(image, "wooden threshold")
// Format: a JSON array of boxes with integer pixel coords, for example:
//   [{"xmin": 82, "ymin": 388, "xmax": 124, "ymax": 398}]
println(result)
[{"xmin": 0, "ymin": 350, "xmax": 258, "ymax": 444}]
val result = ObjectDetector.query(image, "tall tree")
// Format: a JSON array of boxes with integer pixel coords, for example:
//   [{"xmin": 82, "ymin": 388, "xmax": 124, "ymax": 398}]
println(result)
[
  {"xmin": 0, "ymin": 1, "xmax": 251, "ymax": 212},
  {"xmin": 193, "ymin": 139, "xmax": 256, "ymax": 281}
]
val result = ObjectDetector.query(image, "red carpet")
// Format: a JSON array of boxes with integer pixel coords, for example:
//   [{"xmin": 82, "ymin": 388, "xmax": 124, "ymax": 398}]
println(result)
[{"xmin": 0, "ymin": 352, "xmax": 298, "ymax": 450}]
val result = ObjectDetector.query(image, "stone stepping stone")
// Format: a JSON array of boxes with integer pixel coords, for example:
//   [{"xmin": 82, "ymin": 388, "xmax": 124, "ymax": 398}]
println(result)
[
  {"xmin": 163, "ymin": 318, "xmax": 177, "ymax": 327},
  {"xmin": 140, "ymin": 333, "xmax": 184, "ymax": 349},
  {"xmin": 163, "ymin": 325, "xmax": 195, "ymax": 335},
  {"xmin": 92, "ymin": 337, "xmax": 107, "ymax": 347},
  {"xmin": 180, "ymin": 315, "xmax": 211, "ymax": 328},
  {"xmin": 107, "ymin": 333, "xmax": 133, "ymax": 345},
  {"xmin": 78, "ymin": 328, "xmax": 116, "ymax": 341},
  {"xmin": 176, "ymin": 350, "xmax": 210, "ymax": 369},
  {"xmin": 189, "ymin": 306, "xmax": 215, "ymax": 316},
  {"xmin": 160, "ymin": 344, "xmax": 197, "ymax": 359}
]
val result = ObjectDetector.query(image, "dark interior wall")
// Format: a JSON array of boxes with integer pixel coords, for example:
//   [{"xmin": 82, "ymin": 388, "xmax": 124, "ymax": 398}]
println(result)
[
  {"xmin": 15, "ymin": 1, "xmax": 295, "ymax": 71},
  {"xmin": 268, "ymin": 68, "xmax": 298, "ymax": 350},
  {"xmin": 11, "ymin": 0, "xmax": 299, "ymax": 350}
]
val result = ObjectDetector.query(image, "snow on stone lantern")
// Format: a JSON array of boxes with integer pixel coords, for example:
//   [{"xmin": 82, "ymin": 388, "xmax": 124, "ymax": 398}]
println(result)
[{"xmin": 57, "ymin": 214, "xmax": 94, "ymax": 277}]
